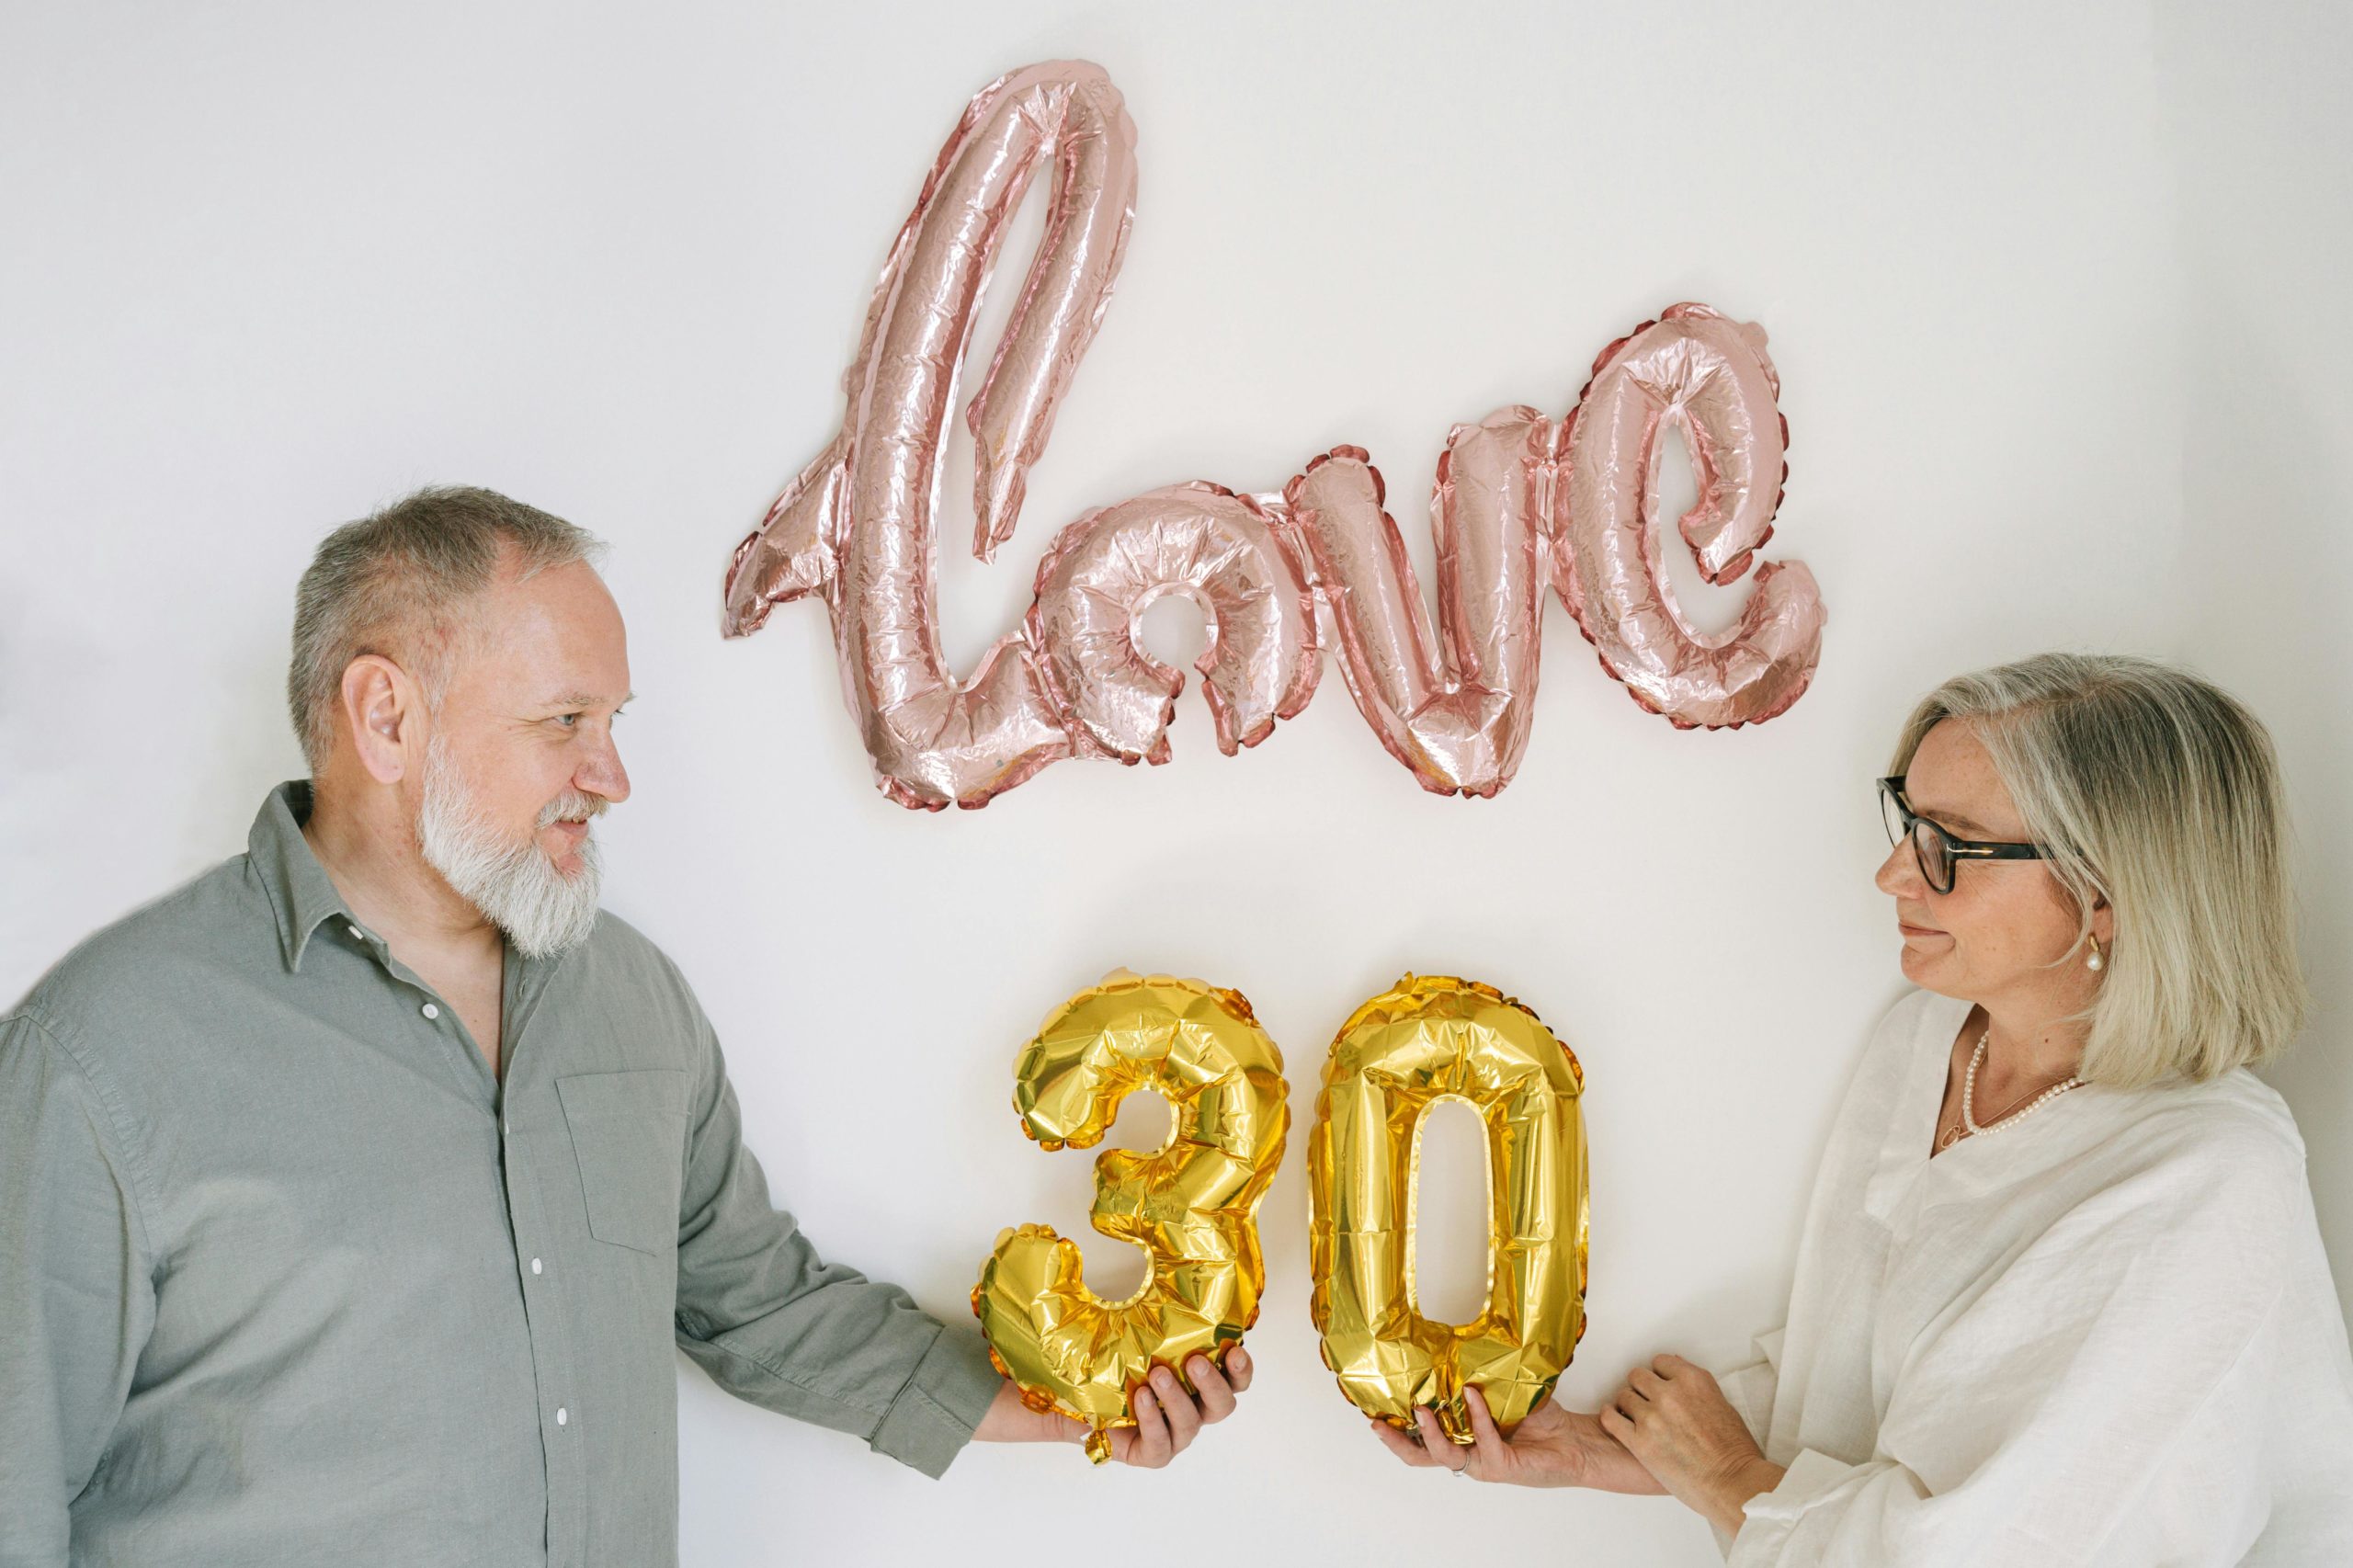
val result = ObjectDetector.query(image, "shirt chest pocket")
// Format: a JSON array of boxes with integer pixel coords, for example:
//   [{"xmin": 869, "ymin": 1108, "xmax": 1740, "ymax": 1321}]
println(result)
[{"xmin": 556, "ymin": 1069, "xmax": 692, "ymax": 1256}]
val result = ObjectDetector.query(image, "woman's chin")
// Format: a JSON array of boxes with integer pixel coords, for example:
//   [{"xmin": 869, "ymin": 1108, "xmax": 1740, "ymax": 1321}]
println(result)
[{"xmin": 1896, "ymin": 943, "xmax": 1949, "ymax": 987}]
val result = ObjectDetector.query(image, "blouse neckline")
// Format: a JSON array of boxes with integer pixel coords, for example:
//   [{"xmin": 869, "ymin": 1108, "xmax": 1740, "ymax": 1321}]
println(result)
[{"xmin": 1866, "ymin": 990, "xmax": 2109, "ymax": 1221}]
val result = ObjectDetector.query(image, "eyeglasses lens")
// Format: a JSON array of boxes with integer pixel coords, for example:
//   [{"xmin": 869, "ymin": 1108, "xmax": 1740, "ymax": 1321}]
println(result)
[{"xmin": 1911, "ymin": 818, "xmax": 1954, "ymax": 892}]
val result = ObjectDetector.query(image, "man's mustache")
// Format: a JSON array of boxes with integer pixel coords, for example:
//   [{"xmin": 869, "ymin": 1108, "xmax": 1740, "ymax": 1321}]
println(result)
[{"xmin": 536, "ymin": 792, "xmax": 611, "ymax": 830}]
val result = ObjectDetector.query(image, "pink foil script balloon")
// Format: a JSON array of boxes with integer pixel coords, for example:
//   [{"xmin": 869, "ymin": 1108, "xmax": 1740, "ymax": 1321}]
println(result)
[{"xmin": 722, "ymin": 60, "xmax": 1826, "ymax": 809}]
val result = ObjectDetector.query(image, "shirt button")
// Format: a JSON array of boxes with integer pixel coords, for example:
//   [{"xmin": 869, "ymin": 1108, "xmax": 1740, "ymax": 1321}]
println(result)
[
  {"xmin": 531, "ymin": 1257, "xmax": 542, "ymax": 1275},
  {"xmin": 556, "ymin": 1407, "xmax": 568, "ymax": 1426},
  {"xmin": 421, "ymin": 1003, "xmax": 439, "ymax": 1020},
  {"xmin": 347, "ymin": 924, "xmax": 364, "ymax": 940}
]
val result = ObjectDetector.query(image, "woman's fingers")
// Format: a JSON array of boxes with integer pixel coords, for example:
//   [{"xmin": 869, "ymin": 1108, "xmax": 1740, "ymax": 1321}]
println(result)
[
  {"xmin": 1371, "ymin": 1416, "xmax": 1440, "ymax": 1467},
  {"xmin": 1185, "ymin": 1355, "xmax": 1237, "ymax": 1422},
  {"xmin": 1628, "ymin": 1366, "xmax": 1663, "ymax": 1398},
  {"xmin": 1413, "ymin": 1405, "xmax": 1468, "ymax": 1471},
  {"xmin": 1462, "ymin": 1387, "xmax": 1512, "ymax": 1477},
  {"xmin": 1598, "ymin": 1401, "xmax": 1635, "ymax": 1444}
]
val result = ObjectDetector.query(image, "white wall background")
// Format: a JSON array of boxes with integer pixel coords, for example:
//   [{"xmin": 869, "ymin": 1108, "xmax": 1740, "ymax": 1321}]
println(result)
[{"xmin": 1, "ymin": 3, "xmax": 2342, "ymax": 1562}]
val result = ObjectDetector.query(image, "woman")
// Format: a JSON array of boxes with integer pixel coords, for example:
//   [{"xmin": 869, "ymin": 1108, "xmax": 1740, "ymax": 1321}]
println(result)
[{"xmin": 1374, "ymin": 653, "xmax": 2353, "ymax": 1563}]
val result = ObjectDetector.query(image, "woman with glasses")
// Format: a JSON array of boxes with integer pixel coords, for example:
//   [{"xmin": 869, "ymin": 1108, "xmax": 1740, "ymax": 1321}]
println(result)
[{"xmin": 1374, "ymin": 652, "xmax": 2353, "ymax": 1564}]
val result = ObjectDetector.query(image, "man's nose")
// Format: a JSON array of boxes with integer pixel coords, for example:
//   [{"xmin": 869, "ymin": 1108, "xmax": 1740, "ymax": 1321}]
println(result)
[{"xmin": 579, "ymin": 731, "xmax": 631, "ymax": 805}]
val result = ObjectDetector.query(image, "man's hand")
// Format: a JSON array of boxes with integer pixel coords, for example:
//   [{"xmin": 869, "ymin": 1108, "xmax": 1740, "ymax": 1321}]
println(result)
[
  {"xmin": 1600, "ymin": 1355, "xmax": 1783, "ymax": 1535},
  {"xmin": 972, "ymin": 1347, "xmax": 1254, "ymax": 1467},
  {"xmin": 1369, "ymin": 1386, "xmax": 1665, "ymax": 1493}
]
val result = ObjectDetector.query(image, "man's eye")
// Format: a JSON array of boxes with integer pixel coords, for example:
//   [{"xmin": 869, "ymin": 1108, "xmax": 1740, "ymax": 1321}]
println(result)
[{"xmin": 557, "ymin": 713, "xmax": 581, "ymax": 728}]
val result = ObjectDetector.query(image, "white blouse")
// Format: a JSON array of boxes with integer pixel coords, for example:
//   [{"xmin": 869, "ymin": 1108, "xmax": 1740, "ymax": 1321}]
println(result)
[{"xmin": 1713, "ymin": 989, "xmax": 2353, "ymax": 1565}]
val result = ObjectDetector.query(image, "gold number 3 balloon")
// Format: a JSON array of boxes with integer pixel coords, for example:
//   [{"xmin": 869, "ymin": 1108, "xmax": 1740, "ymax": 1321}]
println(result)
[
  {"xmin": 972, "ymin": 973, "xmax": 1289, "ymax": 1461},
  {"xmin": 1308, "ymin": 974, "xmax": 1589, "ymax": 1443}
]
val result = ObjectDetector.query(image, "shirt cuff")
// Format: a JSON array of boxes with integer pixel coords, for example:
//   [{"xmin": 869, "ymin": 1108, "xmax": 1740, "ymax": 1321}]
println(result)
[
  {"xmin": 1727, "ymin": 1449, "xmax": 1857, "ymax": 1565},
  {"xmin": 866, "ymin": 1323, "xmax": 1005, "ymax": 1479}
]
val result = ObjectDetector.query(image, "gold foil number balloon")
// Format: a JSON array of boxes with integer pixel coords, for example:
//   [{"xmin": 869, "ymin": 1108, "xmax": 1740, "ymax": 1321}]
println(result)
[
  {"xmin": 1308, "ymin": 975, "xmax": 1588, "ymax": 1444},
  {"xmin": 972, "ymin": 974, "xmax": 1289, "ymax": 1461}
]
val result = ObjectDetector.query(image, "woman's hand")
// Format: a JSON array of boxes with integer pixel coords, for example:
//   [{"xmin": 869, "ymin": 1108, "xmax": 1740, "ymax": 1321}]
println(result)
[
  {"xmin": 973, "ymin": 1347, "xmax": 1253, "ymax": 1467},
  {"xmin": 1369, "ymin": 1386, "xmax": 1665, "ymax": 1493},
  {"xmin": 1600, "ymin": 1355, "xmax": 1784, "ymax": 1535}
]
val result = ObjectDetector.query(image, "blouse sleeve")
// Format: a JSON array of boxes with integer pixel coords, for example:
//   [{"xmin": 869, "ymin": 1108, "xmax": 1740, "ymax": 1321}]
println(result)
[
  {"xmin": 1724, "ymin": 1117, "xmax": 2294, "ymax": 1567},
  {"xmin": 1708, "ymin": 1326, "xmax": 1786, "ymax": 1560},
  {"xmin": 1715, "ymin": 1325, "xmax": 1784, "ymax": 1447}
]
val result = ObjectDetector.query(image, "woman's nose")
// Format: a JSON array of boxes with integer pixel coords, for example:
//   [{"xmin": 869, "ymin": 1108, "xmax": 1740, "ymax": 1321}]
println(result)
[{"xmin": 1874, "ymin": 840, "xmax": 1919, "ymax": 898}]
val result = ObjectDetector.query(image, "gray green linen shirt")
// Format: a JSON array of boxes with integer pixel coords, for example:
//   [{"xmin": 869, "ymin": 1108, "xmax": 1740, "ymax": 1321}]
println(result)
[{"xmin": 0, "ymin": 782, "xmax": 1005, "ymax": 1566}]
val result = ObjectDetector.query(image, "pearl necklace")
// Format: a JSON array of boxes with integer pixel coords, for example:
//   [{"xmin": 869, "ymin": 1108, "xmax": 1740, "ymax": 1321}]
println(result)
[{"xmin": 1938, "ymin": 1028, "xmax": 2085, "ymax": 1150}]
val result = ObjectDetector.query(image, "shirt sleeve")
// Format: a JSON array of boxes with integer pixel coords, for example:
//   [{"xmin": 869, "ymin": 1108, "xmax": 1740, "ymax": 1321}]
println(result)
[
  {"xmin": 0, "ymin": 1010, "xmax": 156, "ymax": 1562},
  {"xmin": 1726, "ymin": 1124, "xmax": 2294, "ymax": 1566},
  {"xmin": 667, "ymin": 1003, "xmax": 1003, "ymax": 1479}
]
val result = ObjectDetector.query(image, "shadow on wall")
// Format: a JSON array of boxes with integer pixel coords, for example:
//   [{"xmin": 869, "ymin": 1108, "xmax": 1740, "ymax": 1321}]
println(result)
[{"xmin": 2154, "ymin": 0, "xmax": 2353, "ymax": 1326}]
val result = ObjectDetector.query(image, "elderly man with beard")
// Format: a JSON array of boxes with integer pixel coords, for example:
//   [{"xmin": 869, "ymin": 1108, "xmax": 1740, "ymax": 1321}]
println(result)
[{"xmin": 0, "ymin": 488, "xmax": 1253, "ymax": 1567}]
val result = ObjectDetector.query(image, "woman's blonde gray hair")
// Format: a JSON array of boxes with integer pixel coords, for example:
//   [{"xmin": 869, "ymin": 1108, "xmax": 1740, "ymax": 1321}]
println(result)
[
  {"xmin": 1892, "ymin": 653, "xmax": 2306, "ymax": 1088},
  {"xmin": 288, "ymin": 486, "xmax": 604, "ymax": 772}
]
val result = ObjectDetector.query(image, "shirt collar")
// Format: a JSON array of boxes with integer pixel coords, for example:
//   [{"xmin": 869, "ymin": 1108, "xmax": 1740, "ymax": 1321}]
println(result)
[{"xmin": 249, "ymin": 780, "xmax": 359, "ymax": 972}]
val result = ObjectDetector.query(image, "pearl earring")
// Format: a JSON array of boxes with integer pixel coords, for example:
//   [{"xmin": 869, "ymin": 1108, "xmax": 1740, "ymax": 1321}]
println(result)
[{"xmin": 2086, "ymin": 935, "xmax": 2104, "ymax": 972}]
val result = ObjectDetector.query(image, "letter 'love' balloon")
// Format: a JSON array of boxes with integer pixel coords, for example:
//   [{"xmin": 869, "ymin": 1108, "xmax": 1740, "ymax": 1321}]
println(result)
[
  {"xmin": 722, "ymin": 61, "xmax": 1825, "ymax": 806},
  {"xmin": 972, "ymin": 973, "xmax": 1289, "ymax": 1461},
  {"xmin": 1308, "ymin": 975, "xmax": 1588, "ymax": 1443}
]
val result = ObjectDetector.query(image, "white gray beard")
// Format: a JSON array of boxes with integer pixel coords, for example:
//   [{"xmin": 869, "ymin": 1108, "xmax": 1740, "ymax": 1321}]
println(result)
[{"xmin": 416, "ymin": 738, "xmax": 604, "ymax": 960}]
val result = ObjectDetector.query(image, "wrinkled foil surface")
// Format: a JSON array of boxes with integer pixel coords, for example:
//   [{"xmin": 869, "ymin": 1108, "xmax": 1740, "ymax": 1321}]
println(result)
[
  {"xmin": 973, "ymin": 973, "xmax": 1288, "ymax": 1461},
  {"xmin": 1308, "ymin": 975, "xmax": 1588, "ymax": 1443},
  {"xmin": 721, "ymin": 60, "xmax": 1825, "ymax": 808}
]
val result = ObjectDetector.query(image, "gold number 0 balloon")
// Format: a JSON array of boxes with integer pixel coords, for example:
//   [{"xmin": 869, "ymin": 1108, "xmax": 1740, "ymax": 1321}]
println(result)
[
  {"xmin": 1308, "ymin": 974, "xmax": 1589, "ymax": 1443},
  {"xmin": 972, "ymin": 973, "xmax": 1289, "ymax": 1461}
]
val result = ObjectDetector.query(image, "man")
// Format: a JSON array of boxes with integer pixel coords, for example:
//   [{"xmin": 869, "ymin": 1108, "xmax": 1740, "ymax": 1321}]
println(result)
[{"xmin": 0, "ymin": 488, "xmax": 1251, "ymax": 1565}]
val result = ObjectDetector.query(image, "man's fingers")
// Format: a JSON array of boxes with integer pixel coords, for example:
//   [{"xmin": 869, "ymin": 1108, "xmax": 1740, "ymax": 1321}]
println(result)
[
  {"xmin": 1128, "ymin": 1386, "xmax": 1173, "ymax": 1468},
  {"xmin": 1148, "ymin": 1367, "xmax": 1202, "ymax": 1452},
  {"xmin": 1371, "ymin": 1416, "xmax": 1439, "ymax": 1467},
  {"xmin": 1223, "ymin": 1346, "xmax": 1254, "ymax": 1394},
  {"xmin": 1186, "ymin": 1355, "xmax": 1237, "ymax": 1423}
]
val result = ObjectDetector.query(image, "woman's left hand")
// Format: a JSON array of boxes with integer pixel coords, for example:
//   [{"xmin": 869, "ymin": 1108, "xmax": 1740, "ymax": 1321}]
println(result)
[{"xmin": 1600, "ymin": 1355, "xmax": 1785, "ymax": 1537}]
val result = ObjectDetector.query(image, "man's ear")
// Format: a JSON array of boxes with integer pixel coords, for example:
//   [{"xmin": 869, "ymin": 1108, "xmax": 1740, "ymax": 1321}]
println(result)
[{"xmin": 339, "ymin": 654, "xmax": 421, "ymax": 785}]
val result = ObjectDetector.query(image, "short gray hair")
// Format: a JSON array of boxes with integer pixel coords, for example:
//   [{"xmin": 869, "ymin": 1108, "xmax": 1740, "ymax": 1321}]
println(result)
[
  {"xmin": 288, "ymin": 486, "xmax": 604, "ymax": 771},
  {"xmin": 1891, "ymin": 653, "xmax": 2308, "ymax": 1087}
]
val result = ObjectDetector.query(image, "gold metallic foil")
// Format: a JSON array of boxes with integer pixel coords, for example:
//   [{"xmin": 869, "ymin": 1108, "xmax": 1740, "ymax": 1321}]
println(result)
[
  {"xmin": 1308, "ymin": 975, "xmax": 1588, "ymax": 1444},
  {"xmin": 973, "ymin": 973, "xmax": 1289, "ymax": 1461}
]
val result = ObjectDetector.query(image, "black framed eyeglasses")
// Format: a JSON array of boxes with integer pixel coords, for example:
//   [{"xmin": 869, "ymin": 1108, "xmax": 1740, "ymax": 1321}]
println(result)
[{"xmin": 1876, "ymin": 776, "xmax": 2047, "ymax": 894}]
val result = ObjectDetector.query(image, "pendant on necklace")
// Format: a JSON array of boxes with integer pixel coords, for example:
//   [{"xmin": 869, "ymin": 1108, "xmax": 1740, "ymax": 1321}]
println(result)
[{"xmin": 1938, "ymin": 1123, "xmax": 1966, "ymax": 1151}]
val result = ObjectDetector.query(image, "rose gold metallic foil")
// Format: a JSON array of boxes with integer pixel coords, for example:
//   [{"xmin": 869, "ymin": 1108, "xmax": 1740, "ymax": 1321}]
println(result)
[
  {"xmin": 1553, "ymin": 303, "xmax": 1827, "ymax": 729},
  {"xmin": 722, "ymin": 62, "xmax": 1825, "ymax": 809}
]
